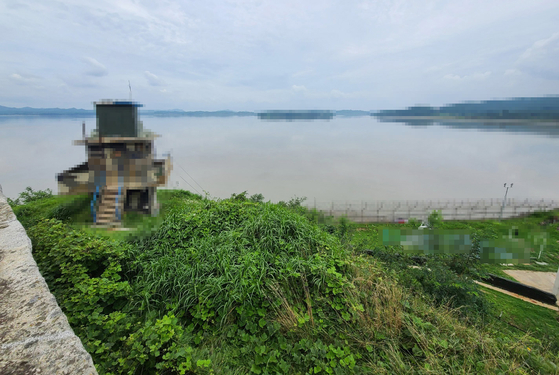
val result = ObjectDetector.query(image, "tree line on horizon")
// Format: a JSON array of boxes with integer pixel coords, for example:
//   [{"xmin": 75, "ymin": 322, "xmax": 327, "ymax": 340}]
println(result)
[{"xmin": 374, "ymin": 96, "xmax": 559, "ymax": 120}]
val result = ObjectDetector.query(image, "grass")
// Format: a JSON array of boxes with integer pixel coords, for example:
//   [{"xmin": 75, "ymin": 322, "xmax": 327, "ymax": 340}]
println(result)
[
  {"xmin": 351, "ymin": 213, "xmax": 559, "ymax": 275},
  {"xmin": 9, "ymin": 188, "xmax": 559, "ymax": 374},
  {"xmin": 482, "ymin": 286, "xmax": 559, "ymax": 352}
]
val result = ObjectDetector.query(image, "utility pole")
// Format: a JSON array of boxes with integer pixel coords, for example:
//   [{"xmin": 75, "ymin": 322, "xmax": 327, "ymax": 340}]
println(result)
[{"xmin": 500, "ymin": 183, "xmax": 513, "ymax": 220}]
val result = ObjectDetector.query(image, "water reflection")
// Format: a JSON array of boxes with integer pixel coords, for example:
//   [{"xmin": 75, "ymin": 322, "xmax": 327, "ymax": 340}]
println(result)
[
  {"xmin": 2, "ymin": 115, "xmax": 559, "ymax": 203},
  {"xmin": 376, "ymin": 117, "xmax": 559, "ymax": 137}
]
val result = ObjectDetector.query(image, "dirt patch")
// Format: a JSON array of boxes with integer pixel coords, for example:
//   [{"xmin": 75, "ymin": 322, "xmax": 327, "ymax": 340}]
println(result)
[{"xmin": 503, "ymin": 270, "xmax": 557, "ymax": 293}]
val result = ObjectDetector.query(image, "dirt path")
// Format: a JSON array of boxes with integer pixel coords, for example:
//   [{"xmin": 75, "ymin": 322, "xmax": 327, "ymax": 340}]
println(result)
[{"xmin": 503, "ymin": 270, "xmax": 557, "ymax": 294}]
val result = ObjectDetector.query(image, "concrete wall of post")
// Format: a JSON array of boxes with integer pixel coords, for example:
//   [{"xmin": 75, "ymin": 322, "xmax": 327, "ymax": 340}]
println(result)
[{"xmin": 0, "ymin": 188, "xmax": 98, "ymax": 374}]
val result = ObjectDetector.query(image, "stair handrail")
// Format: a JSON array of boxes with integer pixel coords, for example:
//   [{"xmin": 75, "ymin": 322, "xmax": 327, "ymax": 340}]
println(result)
[
  {"xmin": 116, "ymin": 185, "xmax": 122, "ymax": 222},
  {"xmin": 91, "ymin": 185, "xmax": 100, "ymax": 223}
]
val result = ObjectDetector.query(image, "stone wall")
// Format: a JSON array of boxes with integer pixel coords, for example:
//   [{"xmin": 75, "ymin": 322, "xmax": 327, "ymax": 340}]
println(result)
[{"xmin": 0, "ymin": 185, "xmax": 98, "ymax": 375}]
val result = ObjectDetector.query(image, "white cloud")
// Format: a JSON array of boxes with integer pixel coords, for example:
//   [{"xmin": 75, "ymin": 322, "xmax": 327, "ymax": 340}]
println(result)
[
  {"xmin": 291, "ymin": 69, "xmax": 314, "ymax": 78},
  {"xmin": 9, "ymin": 73, "xmax": 41, "ymax": 84},
  {"xmin": 1, "ymin": 0, "xmax": 559, "ymax": 109},
  {"xmin": 519, "ymin": 32, "xmax": 559, "ymax": 61},
  {"xmin": 145, "ymin": 71, "xmax": 165, "ymax": 86},
  {"xmin": 516, "ymin": 32, "xmax": 559, "ymax": 80},
  {"xmin": 504, "ymin": 69, "xmax": 521, "ymax": 76},
  {"xmin": 443, "ymin": 74, "xmax": 461, "ymax": 81},
  {"xmin": 82, "ymin": 57, "xmax": 108, "ymax": 77},
  {"xmin": 329, "ymin": 89, "xmax": 351, "ymax": 98},
  {"xmin": 443, "ymin": 71, "xmax": 491, "ymax": 81}
]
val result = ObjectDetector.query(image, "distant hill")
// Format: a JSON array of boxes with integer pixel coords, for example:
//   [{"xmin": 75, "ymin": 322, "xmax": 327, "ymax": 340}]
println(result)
[
  {"xmin": 257, "ymin": 110, "xmax": 334, "ymax": 120},
  {"xmin": 374, "ymin": 96, "xmax": 559, "ymax": 120},
  {"xmin": 335, "ymin": 110, "xmax": 371, "ymax": 117},
  {"xmin": 0, "ymin": 105, "xmax": 95, "ymax": 116},
  {"xmin": 142, "ymin": 110, "xmax": 257, "ymax": 117},
  {"xmin": 0, "ymin": 105, "xmax": 374, "ymax": 118},
  {"xmin": 0, "ymin": 105, "xmax": 257, "ymax": 117}
]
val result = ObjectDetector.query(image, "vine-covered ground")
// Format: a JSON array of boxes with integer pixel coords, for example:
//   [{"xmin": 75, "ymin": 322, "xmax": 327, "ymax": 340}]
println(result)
[{"xmin": 9, "ymin": 188, "xmax": 559, "ymax": 374}]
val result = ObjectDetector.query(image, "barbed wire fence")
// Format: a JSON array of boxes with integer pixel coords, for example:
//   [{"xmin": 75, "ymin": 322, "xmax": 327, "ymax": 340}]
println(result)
[{"xmin": 304, "ymin": 198, "xmax": 559, "ymax": 223}]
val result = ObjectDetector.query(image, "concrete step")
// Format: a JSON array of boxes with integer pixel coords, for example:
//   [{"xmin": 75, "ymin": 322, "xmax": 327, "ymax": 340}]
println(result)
[
  {"xmin": 98, "ymin": 204, "xmax": 119, "ymax": 210},
  {"xmin": 93, "ymin": 222, "xmax": 121, "ymax": 227},
  {"xmin": 99, "ymin": 203, "xmax": 117, "ymax": 208}
]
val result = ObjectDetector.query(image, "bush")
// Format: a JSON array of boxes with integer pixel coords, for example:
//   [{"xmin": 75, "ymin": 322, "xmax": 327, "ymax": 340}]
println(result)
[
  {"xmin": 427, "ymin": 210, "xmax": 443, "ymax": 229},
  {"xmin": 364, "ymin": 247, "xmax": 489, "ymax": 320},
  {"xmin": 22, "ymin": 197, "xmax": 559, "ymax": 373},
  {"xmin": 7, "ymin": 186, "xmax": 53, "ymax": 206},
  {"xmin": 399, "ymin": 261, "xmax": 489, "ymax": 320},
  {"xmin": 48, "ymin": 194, "xmax": 91, "ymax": 223}
]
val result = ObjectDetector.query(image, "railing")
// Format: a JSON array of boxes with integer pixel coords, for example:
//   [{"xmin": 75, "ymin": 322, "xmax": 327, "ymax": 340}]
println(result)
[
  {"xmin": 115, "ymin": 185, "xmax": 122, "ymax": 222},
  {"xmin": 91, "ymin": 186, "xmax": 99, "ymax": 223},
  {"xmin": 305, "ymin": 198, "xmax": 559, "ymax": 223}
]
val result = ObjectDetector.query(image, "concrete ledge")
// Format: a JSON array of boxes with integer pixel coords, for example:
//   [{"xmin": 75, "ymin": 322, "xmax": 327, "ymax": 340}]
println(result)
[{"xmin": 0, "ymin": 187, "xmax": 98, "ymax": 375}]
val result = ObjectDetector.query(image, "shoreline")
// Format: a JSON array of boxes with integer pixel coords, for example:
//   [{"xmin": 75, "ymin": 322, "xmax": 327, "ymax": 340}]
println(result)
[{"xmin": 375, "ymin": 115, "xmax": 559, "ymax": 125}]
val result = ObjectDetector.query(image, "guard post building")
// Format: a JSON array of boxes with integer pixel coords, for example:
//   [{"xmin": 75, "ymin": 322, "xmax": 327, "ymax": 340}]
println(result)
[{"xmin": 57, "ymin": 100, "xmax": 172, "ymax": 226}]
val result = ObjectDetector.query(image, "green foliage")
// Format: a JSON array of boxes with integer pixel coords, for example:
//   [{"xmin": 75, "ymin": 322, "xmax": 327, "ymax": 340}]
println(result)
[
  {"xmin": 7, "ymin": 186, "xmax": 52, "ymax": 206},
  {"xmin": 401, "ymin": 262, "xmax": 489, "ymax": 319},
  {"xmin": 407, "ymin": 218, "xmax": 422, "ymax": 228},
  {"xmin": 10, "ymin": 193, "xmax": 88, "ymax": 228},
  {"xmin": 336, "ymin": 216, "xmax": 353, "ymax": 244},
  {"xmin": 427, "ymin": 210, "xmax": 443, "ymax": 229},
  {"xmin": 250, "ymin": 193, "xmax": 265, "ymax": 203},
  {"xmin": 48, "ymin": 194, "xmax": 91, "ymax": 222},
  {"xmin": 277, "ymin": 196, "xmax": 307, "ymax": 213},
  {"xmin": 16, "ymin": 191, "xmax": 559, "ymax": 374},
  {"xmin": 363, "ymin": 247, "xmax": 489, "ymax": 320},
  {"xmin": 28, "ymin": 219, "xmax": 133, "ymax": 373}
]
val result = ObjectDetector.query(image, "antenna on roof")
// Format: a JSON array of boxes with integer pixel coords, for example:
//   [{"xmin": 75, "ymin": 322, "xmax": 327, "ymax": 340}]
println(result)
[{"xmin": 129, "ymin": 80, "xmax": 132, "ymax": 100}]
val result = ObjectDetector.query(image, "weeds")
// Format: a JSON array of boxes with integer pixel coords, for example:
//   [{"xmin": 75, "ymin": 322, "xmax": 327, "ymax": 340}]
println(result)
[{"xmin": 13, "ymin": 188, "xmax": 559, "ymax": 374}]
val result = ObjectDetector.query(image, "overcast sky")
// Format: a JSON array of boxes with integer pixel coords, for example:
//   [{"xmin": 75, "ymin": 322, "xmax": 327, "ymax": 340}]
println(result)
[{"xmin": 1, "ymin": 0, "xmax": 558, "ymax": 111}]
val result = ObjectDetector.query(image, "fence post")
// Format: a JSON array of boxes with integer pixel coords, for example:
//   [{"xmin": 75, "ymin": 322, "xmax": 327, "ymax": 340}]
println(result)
[
  {"xmin": 361, "ymin": 201, "xmax": 364, "ymax": 223},
  {"xmin": 553, "ymin": 266, "xmax": 559, "ymax": 299}
]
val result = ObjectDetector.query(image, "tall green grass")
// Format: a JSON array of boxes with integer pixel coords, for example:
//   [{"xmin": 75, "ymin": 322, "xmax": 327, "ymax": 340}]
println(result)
[{"xmin": 16, "ymin": 189, "xmax": 559, "ymax": 374}]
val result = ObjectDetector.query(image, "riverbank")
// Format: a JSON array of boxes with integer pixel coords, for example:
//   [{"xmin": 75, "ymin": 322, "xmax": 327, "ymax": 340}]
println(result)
[{"xmin": 375, "ymin": 115, "xmax": 559, "ymax": 125}]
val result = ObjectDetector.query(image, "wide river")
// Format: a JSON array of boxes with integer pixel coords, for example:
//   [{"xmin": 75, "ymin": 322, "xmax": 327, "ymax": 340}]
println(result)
[{"xmin": 1, "ymin": 115, "xmax": 559, "ymax": 204}]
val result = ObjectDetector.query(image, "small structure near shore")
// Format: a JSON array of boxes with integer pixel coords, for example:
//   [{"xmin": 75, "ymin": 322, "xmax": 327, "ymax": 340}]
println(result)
[
  {"xmin": 57, "ymin": 100, "xmax": 172, "ymax": 226},
  {"xmin": 258, "ymin": 110, "xmax": 334, "ymax": 120}
]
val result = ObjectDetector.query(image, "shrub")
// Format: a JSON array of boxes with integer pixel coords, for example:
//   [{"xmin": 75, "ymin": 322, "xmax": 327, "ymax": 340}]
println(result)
[
  {"xmin": 7, "ymin": 186, "xmax": 53, "ymax": 206},
  {"xmin": 427, "ymin": 210, "xmax": 443, "ymax": 229},
  {"xmin": 364, "ymin": 247, "xmax": 489, "ymax": 321},
  {"xmin": 48, "ymin": 194, "xmax": 91, "ymax": 223},
  {"xmin": 22, "ymin": 197, "xmax": 559, "ymax": 373}
]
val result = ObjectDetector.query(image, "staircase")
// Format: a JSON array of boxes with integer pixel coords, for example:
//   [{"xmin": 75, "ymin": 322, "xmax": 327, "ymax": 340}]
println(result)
[{"xmin": 95, "ymin": 186, "xmax": 123, "ymax": 227}]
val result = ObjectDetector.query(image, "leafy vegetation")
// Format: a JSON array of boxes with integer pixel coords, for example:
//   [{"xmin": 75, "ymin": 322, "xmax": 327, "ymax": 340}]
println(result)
[
  {"xmin": 10, "ymin": 188, "xmax": 559, "ymax": 374},
  {"xmin": 7, "ymin": 186, "xmax": 53, "ymax": 206}
]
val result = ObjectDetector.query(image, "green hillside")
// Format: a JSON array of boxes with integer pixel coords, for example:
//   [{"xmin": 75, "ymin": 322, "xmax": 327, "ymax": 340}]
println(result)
[{"xmin": 8, "ymin": 188, "xmax": 559, "ymax": 374}]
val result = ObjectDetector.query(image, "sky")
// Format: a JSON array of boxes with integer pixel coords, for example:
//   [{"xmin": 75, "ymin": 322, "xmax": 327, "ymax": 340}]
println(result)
[{"xmin": 1, "ymin": 0, "xmax": 559, "ymax": 111}]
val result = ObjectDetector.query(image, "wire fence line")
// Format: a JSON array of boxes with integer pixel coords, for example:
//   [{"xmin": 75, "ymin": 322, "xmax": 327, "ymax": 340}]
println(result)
[{"xmin": 304, "ymin": 198, "xmax": 559, "ymax": 223}]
